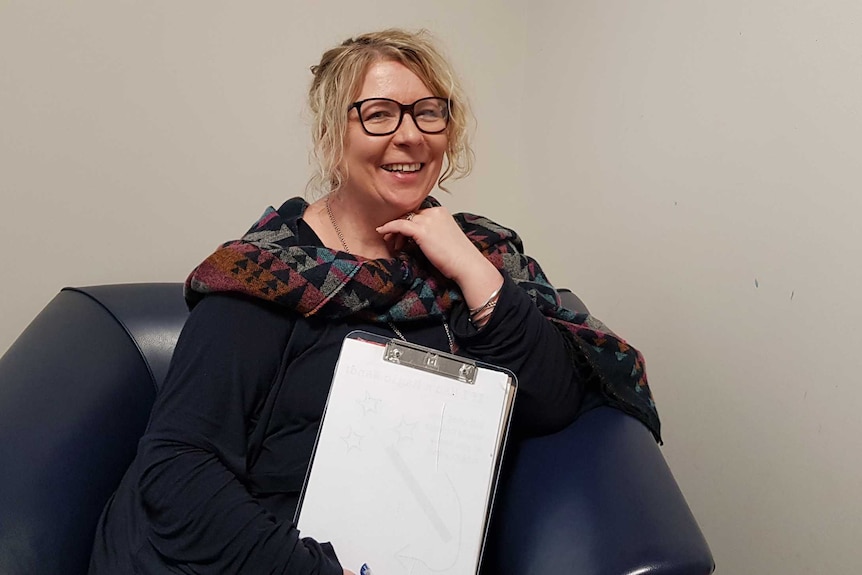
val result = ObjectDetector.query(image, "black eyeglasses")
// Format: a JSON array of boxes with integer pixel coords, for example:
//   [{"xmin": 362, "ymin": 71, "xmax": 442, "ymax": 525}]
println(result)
[{"xmin": 349, "ymin": 97, "xmax": 450, "ymax": 136}]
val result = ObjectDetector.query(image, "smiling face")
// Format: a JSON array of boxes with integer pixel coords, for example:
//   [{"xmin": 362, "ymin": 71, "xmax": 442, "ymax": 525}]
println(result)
[{"xmin": 340, "ymin": 60, "xmax": 448, "ymax": 218}]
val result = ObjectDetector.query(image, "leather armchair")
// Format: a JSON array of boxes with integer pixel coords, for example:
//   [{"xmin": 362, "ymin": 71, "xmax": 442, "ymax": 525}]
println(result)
[{"xmin": 0, "ymin": 284, "xmax": 714, "ymax": 574}]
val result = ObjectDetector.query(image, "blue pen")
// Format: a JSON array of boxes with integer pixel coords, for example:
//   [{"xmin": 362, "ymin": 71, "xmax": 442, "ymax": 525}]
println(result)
[{"xmin": 360, "ymin": 563, "xmax": 374, "ymax": 575}]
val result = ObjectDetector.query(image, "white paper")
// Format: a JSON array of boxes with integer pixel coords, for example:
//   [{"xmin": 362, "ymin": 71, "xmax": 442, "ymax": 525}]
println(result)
[{"xmin": 297, "ymin": 336, "xmax": 513, "ymax": 575}]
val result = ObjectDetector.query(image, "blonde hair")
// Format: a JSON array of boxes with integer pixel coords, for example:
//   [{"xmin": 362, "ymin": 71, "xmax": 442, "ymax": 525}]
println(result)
[{"xmin": 307, "ymin": 29, "xmax": 474, "ymax": 195}]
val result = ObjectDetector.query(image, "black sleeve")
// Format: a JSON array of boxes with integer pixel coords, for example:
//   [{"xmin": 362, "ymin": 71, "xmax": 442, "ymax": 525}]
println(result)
[
  {"xmin": 135, "ymin": 294, "xmax": 344, "ymax": 575},
  {"xmin": 450, "ymin": 272, "xmax": 584, "ymax": 436}
]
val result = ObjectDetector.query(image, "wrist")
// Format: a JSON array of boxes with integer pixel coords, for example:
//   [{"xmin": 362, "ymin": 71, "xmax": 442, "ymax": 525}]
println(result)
[
  {"xmin": 466, "ymin": 275, "xmax": 504, "ymax": 329},
  {"xmin": 455, "ymin": 258, "xmax": 503, "ymax": 305},
  {"xmin": 469, "ymin": 300, "xmax": 498, "ymax": 328},
  {"xmin": 469, "ymin": 285, "xmax": 502, "ymax": 315}
]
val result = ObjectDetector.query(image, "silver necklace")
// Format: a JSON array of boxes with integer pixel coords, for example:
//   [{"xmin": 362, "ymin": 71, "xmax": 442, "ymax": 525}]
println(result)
[
  {"xmin": 389, "ymin": 320, "xmax": 456, "ymax": 355},
  {"xmin": 325, "ymin": 195, "xmax": 351, "ymax": 254},
  {"xmin": 325, "ymin": 195, "xmax": 455, "ymax": 354}
]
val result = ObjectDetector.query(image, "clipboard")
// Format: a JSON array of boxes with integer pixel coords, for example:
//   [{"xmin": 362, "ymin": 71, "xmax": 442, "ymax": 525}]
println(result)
[{"xmin": 295, "ymin": 330, "xmax": 517, "ymax": 575}]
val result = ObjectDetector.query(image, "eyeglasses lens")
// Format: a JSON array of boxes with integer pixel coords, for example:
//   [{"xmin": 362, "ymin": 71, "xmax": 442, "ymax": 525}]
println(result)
[{"xmin": 359, "ymin": 98, "xmax": 448, "ymax": 135}]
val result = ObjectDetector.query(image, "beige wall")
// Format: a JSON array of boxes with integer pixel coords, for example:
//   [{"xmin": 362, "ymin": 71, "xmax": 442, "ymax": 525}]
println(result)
[
  {"xmin": 521, "ymin": 1, "xmax": 862, "ymax": 573},
  {"xmin": 2, "ymin": 1, "xmax": 861, "ymax": 573}
]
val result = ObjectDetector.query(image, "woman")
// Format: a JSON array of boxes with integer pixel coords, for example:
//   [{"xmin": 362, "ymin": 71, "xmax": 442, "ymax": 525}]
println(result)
[{"xmin": 89, "ymin": 29, "xmax": 659, "ymax": 575}]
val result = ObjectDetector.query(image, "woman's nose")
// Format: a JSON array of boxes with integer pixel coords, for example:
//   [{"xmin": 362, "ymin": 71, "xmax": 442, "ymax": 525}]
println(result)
[{"xmin": 392, "ymin": 112, "xmax": 423, "ymax": 144}]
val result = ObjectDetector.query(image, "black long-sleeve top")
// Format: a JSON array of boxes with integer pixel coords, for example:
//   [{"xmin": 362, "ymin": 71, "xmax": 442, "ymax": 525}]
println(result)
[{"xmin": 89, "ymin": 221, "xmax": 583, "ymax": 575}]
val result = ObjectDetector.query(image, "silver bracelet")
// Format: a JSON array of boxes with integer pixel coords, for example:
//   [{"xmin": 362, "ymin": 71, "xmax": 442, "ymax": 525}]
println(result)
[
  {"xmin": 469, "ymin": 284, "xmax": 503, "ymax": 317},
  {"xmin": 469, "ymin": 302, "xmax": 497, "ymax": 327}
]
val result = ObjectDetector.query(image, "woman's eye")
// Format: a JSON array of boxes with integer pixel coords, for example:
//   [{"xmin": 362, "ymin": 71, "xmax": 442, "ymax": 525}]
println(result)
[
  {"xmin": 415, "ymin": 109, "xmax": 440, "ymax": 119},
  {"xmin": 364, "ymin": 109, "xmax": 396, "ymax": 122}
]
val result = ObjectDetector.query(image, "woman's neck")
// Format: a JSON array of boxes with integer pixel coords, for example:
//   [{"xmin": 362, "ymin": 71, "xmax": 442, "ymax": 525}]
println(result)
[{"xmin": 306, "ymin": 192, "xmax": 395, "ymax": 259}]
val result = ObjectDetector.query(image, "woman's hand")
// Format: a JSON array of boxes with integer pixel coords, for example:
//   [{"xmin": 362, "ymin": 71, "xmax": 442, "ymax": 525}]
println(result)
[
  {"xmin": 376, "ymin": 206, "xmax": 503, "ymax": 311},
  {"xmin": 344, "ymin": 570, "xmax": 356, "ymax": 575}
]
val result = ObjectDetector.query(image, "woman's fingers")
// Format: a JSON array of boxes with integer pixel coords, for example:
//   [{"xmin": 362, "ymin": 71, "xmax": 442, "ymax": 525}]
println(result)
[
  {"xmin": 379, "ymin": 206, "xmax": 503, "ymax": 310},
  {"xmin": 376, "ymin": 207, "xmax": 486, "ymax": 283},
  {"xmin": 381, "ymin": 231, "xmax": 406, "ymax": 253}
]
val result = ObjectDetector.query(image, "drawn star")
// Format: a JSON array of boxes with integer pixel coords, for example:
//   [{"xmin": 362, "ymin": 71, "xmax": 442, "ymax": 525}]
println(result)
[
  {"xmin": 341, "ymin": 428, "xmax": 363, "ymax": 452},
  {"xmin": 358, "ymin": 392, "xmax": 382, "ymax": 415},
  {"xmin": 395, "ymin": 417, "xmax": 417, "ymax": 443}
]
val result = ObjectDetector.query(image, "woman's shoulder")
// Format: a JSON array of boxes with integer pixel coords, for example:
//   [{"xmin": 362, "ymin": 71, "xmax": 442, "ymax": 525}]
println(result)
[
  {"xmin": 183, "ymin": 292, "xmax": 298, "ymax": 345},
  {"xmin": 192, "ymin": 291, "xmax": 291, "ymax": 316}
]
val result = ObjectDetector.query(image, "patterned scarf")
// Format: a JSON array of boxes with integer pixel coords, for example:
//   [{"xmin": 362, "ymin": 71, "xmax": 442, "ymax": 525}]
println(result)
[{"xmin": 185, "ymin": 196, "xmax": 660, "ymax": 441}]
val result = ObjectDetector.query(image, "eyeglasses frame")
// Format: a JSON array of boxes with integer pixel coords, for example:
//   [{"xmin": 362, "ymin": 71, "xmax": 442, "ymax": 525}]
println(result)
[{"xmin": 348, "ymin": 96, "xmax": 450, "ymax": 136}]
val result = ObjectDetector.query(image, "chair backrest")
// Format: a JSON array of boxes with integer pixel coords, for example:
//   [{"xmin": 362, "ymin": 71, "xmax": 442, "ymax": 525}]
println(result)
[{"xmin": 0, "ymin": 284, "xmax": 187, "ymax": 574}]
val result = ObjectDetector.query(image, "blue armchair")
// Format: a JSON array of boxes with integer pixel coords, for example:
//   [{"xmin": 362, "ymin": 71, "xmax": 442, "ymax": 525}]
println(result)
[{"xmin": 0, "ymin": 284, "xmax": 713, "ymax": 574}]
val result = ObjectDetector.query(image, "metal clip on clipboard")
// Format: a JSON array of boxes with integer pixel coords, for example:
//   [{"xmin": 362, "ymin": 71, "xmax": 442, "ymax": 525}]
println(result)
[{"xmin": 384, "ymin": 339, "xmax": 477, "ymax": 384}]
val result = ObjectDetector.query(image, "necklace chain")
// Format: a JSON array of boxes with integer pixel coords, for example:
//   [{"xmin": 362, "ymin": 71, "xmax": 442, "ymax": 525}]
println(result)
[
  {"xmin": 389, "ymin": 321, "xmax": 456, "ymax": 354},
  {"xmin": 326, "ymin": 194, "xmax": 455, "ymax": 354},
  {"xmin": 325, "ymin": 195, "xmax": 351, "ymax": 254}
]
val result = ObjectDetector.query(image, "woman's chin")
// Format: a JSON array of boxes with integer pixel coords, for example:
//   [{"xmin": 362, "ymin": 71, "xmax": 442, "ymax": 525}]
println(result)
[{"xmin": 376, "ymin": 186, "xmax": 433, "ymax": 213}]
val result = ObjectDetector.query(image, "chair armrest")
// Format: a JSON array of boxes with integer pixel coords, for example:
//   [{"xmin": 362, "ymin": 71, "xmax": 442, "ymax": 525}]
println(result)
[
  {"xmin": 557, "ymin": 288, "xmax": 590, "ymax": 315},
  {"xmin": 484, "ymin": 406, "xmax": 714, "ymax": 574}
]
